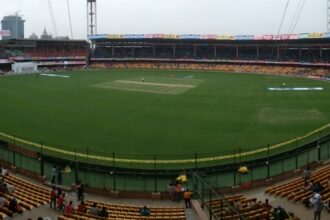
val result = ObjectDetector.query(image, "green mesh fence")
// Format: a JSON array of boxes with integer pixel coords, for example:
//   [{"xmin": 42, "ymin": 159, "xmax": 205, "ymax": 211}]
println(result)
[{"xmin": 0, "ymin": 135, "xmax": 330, "ymax": 192}]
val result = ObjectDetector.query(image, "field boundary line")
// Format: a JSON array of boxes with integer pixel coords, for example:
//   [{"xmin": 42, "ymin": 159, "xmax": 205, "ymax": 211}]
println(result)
[{"xmin": 0, "ymin": 123, "xmax": 329, "ymax": 164}]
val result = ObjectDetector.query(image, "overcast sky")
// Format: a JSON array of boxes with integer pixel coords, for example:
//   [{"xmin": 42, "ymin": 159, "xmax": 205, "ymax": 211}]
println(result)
[{"xmin": 0, "ymin": 0, "xmax": 327, "ymax": 40}]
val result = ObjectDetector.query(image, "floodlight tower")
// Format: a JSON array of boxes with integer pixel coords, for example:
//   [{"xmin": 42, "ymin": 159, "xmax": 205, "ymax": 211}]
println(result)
[
  {"xmin": 87, "ymin": 0, "xmax": 97, "ymax": 36},
  {"xmin": 328, "ymin": 0, "xmax": 330, "ymax": 31}
]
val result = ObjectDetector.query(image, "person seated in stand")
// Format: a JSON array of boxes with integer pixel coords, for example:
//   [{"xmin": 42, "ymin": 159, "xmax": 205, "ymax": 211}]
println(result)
[
  {"xmin": 98, "ymin": 206, "xmax": 109, "ymax": 217},
  {"xmin": 64, "ymin": 200, "xmax": 75, "ymax": 214},
  {"xmin": 0, "ymin": 194, "xmax": 7, "ymax": 207},
  {"xmin": 0, "ymin": 183, "xmax": 8, "ymax": 194},
  {"xmin": 77, "ymin": 200, "xmax": 87, "ymax": 213},
  {"xmin": 272, "ymin": 206, "xmax": 289, "ymax": 220},
  {"xmin": 261, "ymin": 199, "xmax": 273, "ymax": 211},
  {"xmin": 8, "ymin": 197, "xmax": 22, "ymax": 214},
  {"xmin": 312, "ymin": 182, "xmax": 323, "ymax": 193},
  {"xmin": 140, "ymin": 205, "xmax": 150, "ymax": 216},
  {"xmin": 1, "ymin": 167, "xmax": 8, "ymax": 176},
  {"xmin": 89, "ymin": 202, "xmax": 99, "ymax": 216},
  {"xmin": 6, "ymin": 183, "xmax": 15, "ymax": 194}
]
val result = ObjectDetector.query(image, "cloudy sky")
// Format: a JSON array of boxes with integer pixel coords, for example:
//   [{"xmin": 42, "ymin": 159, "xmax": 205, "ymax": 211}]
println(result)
[{"xmin": 0, "ymin": 0, "xmax": 327, "ymax": 39}]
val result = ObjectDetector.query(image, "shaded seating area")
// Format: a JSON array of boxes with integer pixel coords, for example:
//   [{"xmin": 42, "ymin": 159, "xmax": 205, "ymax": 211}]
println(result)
[{"xmin": 58, "ymin": 200, "xmax": 186, "ymax": 220}]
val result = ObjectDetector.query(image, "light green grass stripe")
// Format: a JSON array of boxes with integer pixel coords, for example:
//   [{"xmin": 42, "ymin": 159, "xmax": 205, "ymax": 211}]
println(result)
[{"xmin": 0, "ymin": 123, "xmax": 329, "ymax": 164}]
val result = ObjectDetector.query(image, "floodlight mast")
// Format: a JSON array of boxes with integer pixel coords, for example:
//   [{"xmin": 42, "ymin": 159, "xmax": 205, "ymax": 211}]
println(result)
[
  {"xmin": 328, "ymin": 0, "xmax": 330, "ymax": 31},
  {"xmin": 87, "ymin": 0, "xmax": 97, "ymax": 36}
]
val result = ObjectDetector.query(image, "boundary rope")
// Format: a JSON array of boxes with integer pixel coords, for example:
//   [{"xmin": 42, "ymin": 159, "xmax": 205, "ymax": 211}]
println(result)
[{"xmin": 0, "ymin": 123, "xmax": 329, "ymax": 165}]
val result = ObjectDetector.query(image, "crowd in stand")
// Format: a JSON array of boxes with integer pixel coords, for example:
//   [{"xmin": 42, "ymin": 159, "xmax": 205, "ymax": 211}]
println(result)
[
  {"xmin": 92, "ymin": 62, "xmax": 330, "ymax": 79},
  {"xmin": 92, "ymin": 45, "xmax": 330, "ymax": 63}
]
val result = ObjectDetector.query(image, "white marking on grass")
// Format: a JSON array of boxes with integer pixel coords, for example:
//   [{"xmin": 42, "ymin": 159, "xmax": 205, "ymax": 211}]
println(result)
[
  {"xmin": 267, "ymin": 87, "xmax": 323, "ymax": 91},
  {"xmin": 40, "ymin": 73, "xmax": 70, "ymax": 78},
  {"xmin": 115, "ymin": 80, "xmax": 195, "ymax": 88}
]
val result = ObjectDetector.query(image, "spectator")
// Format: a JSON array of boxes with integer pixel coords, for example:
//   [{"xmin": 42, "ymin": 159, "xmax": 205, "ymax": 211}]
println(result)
[
  {"xmin": 183, "ymin": 188, "xmax": 193, "ymax": 208},
  {"xmin": 56, "ymin": 193, "xmax": 66, "ymax": 212},
  {"xmin": 0, "ymin": 194, "xmax": 6, "ymax": 207},
  {"xmin": 261, "ymin": 198, "xmax": 273, "ymax": 211},
  {"xmin": 174, "ymin": 181, "xmax": 182, "ymax": 201},
  {"xmin": 89, "ymin": 202, "xmax": 99, "ymax": 216},
  {"xmin": 167, "ymin": 181, "xmax": 175, "ymax": 201},
  {"xmin": 57, "ymin": 187, "xmax": 62, "ymax": 198},
  {"xmin": 77, "ymin": 183, "xmax": 84, "ymax": 201},
  {"xmin": 303, "ymin": 167, "xmax": 310, "ymax": 184},
  {"xmin": 0, "ymin": 183, "xmax": 8, "ymax": 194},
  {"xmin": 64, "ymin": 201, "xmax": 75, "ymax": 214},
  {"xmin": 37, "ymin": 217, "xmax": 43, "ymax": 220},
  {"xmin": 8, "ymin": 197, "xmax": 22, "ymax": 214},
  {"xmin": 50, "ymin": 186, "xmax": 57, "ymax": 209},
  {"xmin": 272, "ymin": 206, "xmax": 289, "ymax": 220},
  {"xmin": 6, "ymin": 183, "xmax": 15, "ymax": 193},
  {"xmin": 99, "ymin": 206, "xmax": 109, "ymax": 217},
  {"xmin": 77, "ymin": 200, "xmax": 87, "ymax": 213},
  {"xmin": 57, "ymin": 166, "xmax": 63, "ymax": 185},
  {"xmin": 1, "ymin": 167, "xmax": 8, "ymax": 176},
  {"xmin": 312, "ymin": 182, "xmax": 323, "ymax": 194},
  {"xmin": 140, "ymin": 205, "xmax": 150, "ymax": 216},
  {"xmin": 310, "ymin": 193, "xmax": 323, "ymax": 220},
  {"xmin": 51, "ymin": 165, "xmax": 57, "ymax": 184}
]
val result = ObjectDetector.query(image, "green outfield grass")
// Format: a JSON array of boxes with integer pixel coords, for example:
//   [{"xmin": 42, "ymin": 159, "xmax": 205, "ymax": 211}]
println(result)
[{"xmin": 0, "ymin": 70, "xmax": 329, "ymax": 162}]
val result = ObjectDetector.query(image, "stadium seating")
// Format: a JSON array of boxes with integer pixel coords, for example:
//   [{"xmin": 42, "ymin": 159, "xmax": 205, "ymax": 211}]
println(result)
[
  {"xmin": 1, "ymin": 174, "xmax": 50, "ymax": 211},
  {"xmin": 265, "ymin": 165, "xmax": 330, "ymax": 204},
  {"xmin": 91, "ymin": 62, "xmax": 330, "ymax": 79},
  {"xmin": 206, "ymin": 195, "xmax": 271, "ymax": 220},
  {"xmin": 58, "ymin": 200, "xmax": 186, "ymax": 220}
]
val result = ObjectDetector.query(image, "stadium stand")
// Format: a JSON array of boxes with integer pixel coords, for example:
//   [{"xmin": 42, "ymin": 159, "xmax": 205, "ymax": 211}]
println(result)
[
  {"xmin": 0, "ymin": 173, "xmax": 50, "ymax": 218},
  {"xmin": 91, "ymin": 61, "xmax": 329, "ymax": 79},
  {"xmin": 0, "ymin": 39, "xmax": 88, "ymax": 73},
  {"xmin": 58, "ymin": 200, "xmax": 186, "ymax": 220},
  {"xmin": 265, "ymin": 164, "xmax": 330, "ymax": 205}
]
